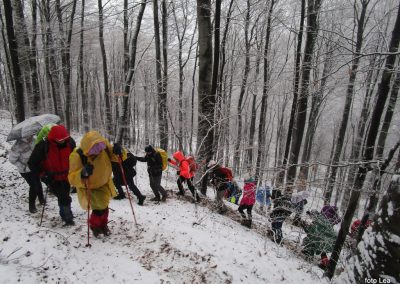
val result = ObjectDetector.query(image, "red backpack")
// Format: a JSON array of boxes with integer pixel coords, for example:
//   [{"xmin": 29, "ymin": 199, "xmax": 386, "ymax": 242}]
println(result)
[
  {"xmin": 186, "ymin": 156, "xmax": 199, "ymax": 173},
  {"xmin": 219, "ymin": 167, "xmax": 233, "ymax": 181}
]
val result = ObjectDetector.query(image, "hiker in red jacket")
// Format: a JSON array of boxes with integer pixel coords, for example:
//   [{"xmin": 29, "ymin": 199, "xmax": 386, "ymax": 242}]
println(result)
[
  {"xmin": 168, "ymin": 151, "xmax": 200, "ymax": 201},
  {"xmin": 238, "ymin": 176, "xmax": 257, "ymax": 228},
  {"xmin": 28, "ymin": 125, "xmax": 76, "ymax": 226}
]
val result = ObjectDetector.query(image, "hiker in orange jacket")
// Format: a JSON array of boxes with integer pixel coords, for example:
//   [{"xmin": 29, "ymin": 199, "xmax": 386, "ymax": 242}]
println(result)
[{"xmin": 168, "ymin": 151, "xmax": 199, "ymax": 201}]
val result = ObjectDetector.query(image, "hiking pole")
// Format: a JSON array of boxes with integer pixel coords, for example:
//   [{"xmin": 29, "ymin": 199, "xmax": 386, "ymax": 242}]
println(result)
[
  {"xmin": 84, "ymin": 178, "xmax": 92, "ymax": 248},
  {"xmin": 118, "ymin": 156, "xmax": 137, "ymax": 225},
  {"xmin": 39, "ymin": 185, "xmax": 49, "ymax": 227}
]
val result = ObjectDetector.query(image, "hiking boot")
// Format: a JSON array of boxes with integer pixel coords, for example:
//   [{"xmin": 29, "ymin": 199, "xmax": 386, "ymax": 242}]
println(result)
[
  {"xmin": 138, "ymin": 195, "xmax": 146, "ymax": 206},
  {"xmin": 114, "ymin": 194, "xmax": 126, "ymax": 200},
  {"xmin": 102, "ymin": 225, "xmax": 111, "ymax": 236},
  {"xmin": 29, "ymin": 205, "xmax": 38, "ymax": 214},
  {"xmin": 161, "ymin": 194, "xmax": 168, "ymax": 202},
  {"xmin": 176, "ymin": 191, "xmax": 184, "ymax": 196},
  {"xmin": 218, "ymin": 207, "xmax": 228, "ymax": 215},
  {"xmin": 91, "ymin": 227, "xmax": 102, "ymax": 238},
  {"xmin": 64, "ymin": 219, "xmax": 75, "ymax": 226},
  {"xmin": 150, "ymin": 196, "xmax": 161, "ymax": 202}
]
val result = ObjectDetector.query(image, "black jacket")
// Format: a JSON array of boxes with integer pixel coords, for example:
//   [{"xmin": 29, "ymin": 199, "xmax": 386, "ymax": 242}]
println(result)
[
  {"xmin": 270, "ymin": 197, "xmax": 293, "ymax": 222},
  {"xmin": 135, "ymin": 151, "xmax": 163, "ymax": 176},
  {"xmin": 112, "ymin": 152, "xmax": 137, "ymax": 183}
]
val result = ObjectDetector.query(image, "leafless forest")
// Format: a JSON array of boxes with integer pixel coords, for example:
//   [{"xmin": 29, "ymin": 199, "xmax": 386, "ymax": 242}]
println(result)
[{"xmin": 1, "ymin": 0, "xmax": 400, "ymax": 280}]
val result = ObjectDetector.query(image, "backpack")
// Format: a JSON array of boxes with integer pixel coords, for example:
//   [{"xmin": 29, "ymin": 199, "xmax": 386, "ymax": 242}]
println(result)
[
  {"xmin": 35, "ymin": 123, "xmax": 55, "ymax": 144},
  {"xmin": 219, "ymin": 167, "xmax": 233, "ymax": 181},
  {"xmin": 155, "ymin": 148, "xmax": 168, "ymax": 171},
  {"xmin": 186, "ymin": 156, "xmax": 199, "ymax": 173}
]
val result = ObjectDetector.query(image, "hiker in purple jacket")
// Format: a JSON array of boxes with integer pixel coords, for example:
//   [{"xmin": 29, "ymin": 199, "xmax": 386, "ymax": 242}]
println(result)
[{"xmin": 321, "ymin": 205, "xmax": 341, "ymax": 225}]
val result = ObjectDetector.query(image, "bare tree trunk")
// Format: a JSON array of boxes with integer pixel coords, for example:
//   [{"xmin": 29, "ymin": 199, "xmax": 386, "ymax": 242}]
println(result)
[
  {"xmin": 341, "ymin": 50, "xmax": 381, "ymax": 212},
  {"xmin": 161, "ymin": 0, "xmax": 169, "ymax": 150},
  {"xmin": 2, "ymin": 0, "xmax": 25, "ymax": 122},
  {"xmin": 189, "ymin": 44, "xmax": 198, "ymax": 153},
  {"xmin": 327, "ymin": 4, "xmax": 400, "ymax": 278},
  {"xmin": 286, "ymin": 0, "xmax": 322, "ymax": 195},
  {"xmin": 13, "ymin": 0, "xmax": 33, "ymax": 114},
  {"xmin": 153, "ymin": 0, "xmax": 168, "ymax": 149},
  {"xmin": 352, "ymin": 172, "xmax": 400, "ymax": 282},
  {"xmin": 233, "ymin": 0, "xmax": 251, "ymax": 175},
  {"xmin": 300, "ymin": 38, "xmax": 333, "ymax": 178},
  {"xmin": 247, "ymin": 34, "xmax": 263, "ymax": 173},
  {"xmin": 40, "ymin": 0, "xmax": 62, "ymax": 117},
  {"xmin": 78, "ymin": 0, "xmax": 88, "ymax": 132},
  {"xmin": 277, "ymin": 0, "xmax": 306, "ymax": 188},
  {"xmin": 324, "ymin": 0, "xmax": 369, "ymax": 204},
  {"xmin": 116, "ymin": 0, "xmax": 146, "ymax": 144},
  {"xmin": 14, "ymin": 0, "xmax": 41, "ymax": 115},
  {"xmin": 97, "ymin": 0, "xmax": 113, "ymax": 137},
  {"xmin": 216, "ymin": 0, "xmax": 234, "ymax": 120},
  {"xmin": 254, "ymin": 0, "xmax": 276, "ymax": 182},
  {"xmin": 55, "ymin": 0, "xmax": 77, "ymax": 130},
  {"xmin": 196, "ymin": 0, "xmax": 215, "ymax": 194}
]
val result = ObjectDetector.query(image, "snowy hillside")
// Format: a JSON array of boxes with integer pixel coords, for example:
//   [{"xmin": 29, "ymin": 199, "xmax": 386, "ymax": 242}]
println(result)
[{"xmin": 0, "ymin": 113, "xmax": 327, "ymax": 283}]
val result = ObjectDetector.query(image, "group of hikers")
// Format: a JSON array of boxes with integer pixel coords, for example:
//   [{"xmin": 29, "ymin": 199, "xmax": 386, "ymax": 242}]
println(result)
[{"xmin": 8, "ymin": 122, "xmax": 373, "ymax": 265}]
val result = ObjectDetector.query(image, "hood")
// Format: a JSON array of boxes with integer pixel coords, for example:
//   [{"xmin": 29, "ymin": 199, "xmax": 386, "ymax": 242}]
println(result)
[
  {"xmin": 80, "ymin": 131, "xmax": 107, "ymax": 156},
  {"xmin": 172, "ymin": 151, "xmax": 185, "ymax": 163},
  {"xmin": 145, "ymin": 145, "xmax": 155, "ymax": 153},
  {"xmin": 47, "ymin": 125, "xmax": 69, "ymax": 142}
]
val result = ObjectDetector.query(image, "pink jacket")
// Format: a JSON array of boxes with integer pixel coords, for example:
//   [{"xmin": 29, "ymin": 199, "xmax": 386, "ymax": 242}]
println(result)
[{"xmin": 240, "ymin": 181, "xmax": 257, "ymax": 206}]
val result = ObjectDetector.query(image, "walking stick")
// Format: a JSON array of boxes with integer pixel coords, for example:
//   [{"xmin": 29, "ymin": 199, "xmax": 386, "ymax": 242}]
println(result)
[
  {"xmin": 118, "ymin": 156, "xmax": 137, "ymax": 225},
  {"xmin": 39, "ymin": 185, "xmax": 49, "ymax": 227},
  {"xmin": 84, "ymin": 178, "xmax": 92, "ymax": 248}
]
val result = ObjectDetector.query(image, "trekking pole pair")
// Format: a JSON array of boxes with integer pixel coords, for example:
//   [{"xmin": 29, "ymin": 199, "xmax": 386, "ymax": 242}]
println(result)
[{"xmin": 118, "ymin": 156, "xmax": 137, "ymax": 225}]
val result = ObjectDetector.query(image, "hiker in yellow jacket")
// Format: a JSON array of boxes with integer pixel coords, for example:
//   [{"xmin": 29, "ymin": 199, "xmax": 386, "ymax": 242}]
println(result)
[{"xmin": 68, "ymin": 131, "xmax": 119, "ymax": 237}]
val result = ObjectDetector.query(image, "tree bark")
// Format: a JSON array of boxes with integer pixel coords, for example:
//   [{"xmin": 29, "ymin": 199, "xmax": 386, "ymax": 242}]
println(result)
[
  {"xmin": 276, "ymin": 0, "xmax": 306, "ymax": 188},
  {"xmin": 286, "ymin": 0, "xmax": 322, "ymax": 195},
  {"xmin": 196, "ymin": 0, "xmax": 214, "ymax": 194},
  {"xmin": 254, "ymin": 0, "xmax": 275, "ymax": 182},
  {"xmin": 97, "ymin": 0, "xmax": 113, "ymax": 138},
  {"xmin": 55, "ymin": 0, "xmax": 77, "ymax": 130},
  {"xmin": 116, "ymin": 0, "xmax": 146, "ymax": 144},
  {"xmin": 78, "ymin": 0, "xmax": 88, "ymax": 132},
  {"xmin": 2, "ymin": 0, "xmax": 25, "ymax": 122},
  {"xmin": 324, "ymin": 0, "xmax": 369, "ymax": 205},
  {"xmin": 352, "ymin": 175, "xmax": 400, "ymax": 283},
  {"xmin": 233, "ymin": 0, "xmax": 251, "ymax": 175}
]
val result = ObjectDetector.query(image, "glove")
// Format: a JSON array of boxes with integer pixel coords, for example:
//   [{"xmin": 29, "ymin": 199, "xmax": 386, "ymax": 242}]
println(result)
[
  {"xmin": 177, "ymin": 171, "xmax": 180, "ymax": 175},
  {"xmin": 113, "ymin": 143, "xmax": 122, "ymax": 155},
  {"xmin": 81, "ymin": 164, "xmax": 94, "ymax": 179}
]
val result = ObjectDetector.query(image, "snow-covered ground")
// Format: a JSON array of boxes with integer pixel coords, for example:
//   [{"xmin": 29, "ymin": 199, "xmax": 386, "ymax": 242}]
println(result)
[{"xmin": 0, "ymin": 111, "xmax": 328, "ymax": 283}]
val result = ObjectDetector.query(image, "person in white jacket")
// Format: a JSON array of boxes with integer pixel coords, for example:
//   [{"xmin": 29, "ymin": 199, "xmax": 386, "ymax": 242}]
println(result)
[{"xmin": 9, "ymin": 136, "xmax": 44, "ymax": 213}]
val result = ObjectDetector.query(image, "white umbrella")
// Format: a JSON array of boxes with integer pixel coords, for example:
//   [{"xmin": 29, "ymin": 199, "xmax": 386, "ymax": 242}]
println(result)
[{"xmin": 7, "ymin": 114, "xmax": 61, "ymax": 142}]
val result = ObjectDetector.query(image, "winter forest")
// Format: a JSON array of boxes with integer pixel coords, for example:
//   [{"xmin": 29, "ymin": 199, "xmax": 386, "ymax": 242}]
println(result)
[{"xmin": 1, "ymin": 0, "xmax": 400, "ymax": 283}]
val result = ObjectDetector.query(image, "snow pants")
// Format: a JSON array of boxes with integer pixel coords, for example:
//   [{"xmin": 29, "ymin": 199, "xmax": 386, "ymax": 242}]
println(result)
[
  {"xmin": 238, "ymin": 204, "xmax": 253, "ymax": 220},
  {"xmin": 271, "ymin": 221, "xmax": 284, "ymax": 244},
  {"xmin": 52, "ymin": 180, "xmax": 73, "ymax": 222},
  {"xmin": 149, "ymin": 174, "xmax": 167, "ymax": 199},
  {"xmin": 21, "ymin": 171, "xmax": 44, "ymax": 208},
  {"xmin": 177, "ymin": 176, "xmax": 197, "ymax": 198}
]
